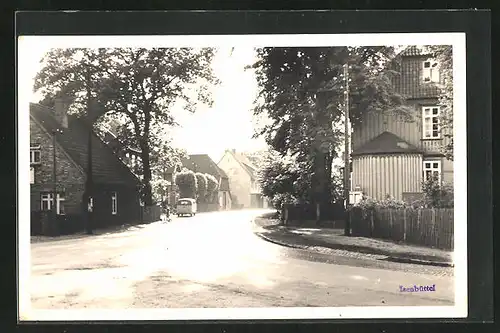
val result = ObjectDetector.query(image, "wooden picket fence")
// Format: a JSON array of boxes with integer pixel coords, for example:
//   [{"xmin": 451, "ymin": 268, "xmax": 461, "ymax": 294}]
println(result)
[
  {"xmin": 281, "ymin": 203, "xmax": 347, "ymax": 228},
  {"xmin": 350, "ymin": 208, "xmax": 454, "ymax": 250}
]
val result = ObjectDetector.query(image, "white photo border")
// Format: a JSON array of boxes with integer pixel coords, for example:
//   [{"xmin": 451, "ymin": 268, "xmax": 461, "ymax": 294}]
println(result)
[{"xmin": 17, "ymin": 32, "xmax": 467, "ymax": 321}]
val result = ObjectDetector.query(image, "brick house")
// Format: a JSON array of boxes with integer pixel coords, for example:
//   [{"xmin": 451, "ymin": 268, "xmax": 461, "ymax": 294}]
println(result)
[
  {"xmin": 349, "ymin": 46, "xmax": 453, "ymax": 202},
  {"xmin": 30, "ymin": 101, "xmax": 142, "ymax": 235}
]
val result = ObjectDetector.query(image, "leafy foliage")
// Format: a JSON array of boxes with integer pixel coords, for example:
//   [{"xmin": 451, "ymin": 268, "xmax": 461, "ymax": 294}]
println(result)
[
  {"xmin": 195, "ymin": 173, "xmax": 208, "ymax": 202},
  {"xmin": 355, "ymin": 196, "xmax": 412, "ymax": 211},
  {"xmin": 174, "ymin": 169, "xmax": 198, "ymax": 199},
  {"xmin": 270, "ymin": 193, "xmax": 298, "ymax": 210},
  {"xmin": 421, "ymin": 174, "xmax": 454, "ymax": 208},
  {"xmin": 426, "ymin": 45, "xmax": 453, "ymax": 160},
  {"xmin": 243, "ymin": 149, "xmax": 269, "ymax": 170},
  {"xmin": 34, "ymin": 47, "xmax": 219, "ymax": 205},
  {"xmin": 150, "ymin": 174, "xmax": 171, "ymax": 204},
  {"xmin": 250, "ymin": 47, "xmax": 411, "ymax": 204},
  {"xmin": 205, "ymin": 174, "xmax": 219, "ymax": 203},
  {"xmin": 259, "ymin": 153, "xmax": 300, "ymax": 203}
]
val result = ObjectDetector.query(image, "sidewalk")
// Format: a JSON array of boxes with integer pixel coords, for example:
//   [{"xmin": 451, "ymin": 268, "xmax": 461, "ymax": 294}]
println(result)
[
  {"xmin": 30, "ymin": 220, "xmax": 160, "ymax": 244},
  {"xmin": 253, "ymin": 215, "xmax": 453, "ymax": 267}
]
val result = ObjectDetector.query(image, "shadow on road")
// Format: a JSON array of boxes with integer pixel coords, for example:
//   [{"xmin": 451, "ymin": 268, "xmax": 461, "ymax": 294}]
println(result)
[{"xmin": 31, "ymin": 221, "xmax": 156, "ymax": 244}]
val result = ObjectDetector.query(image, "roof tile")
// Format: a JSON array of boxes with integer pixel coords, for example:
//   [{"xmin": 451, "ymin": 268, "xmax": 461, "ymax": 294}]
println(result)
[
  {"xmin": 351, "ymin": 131, "xmax": 422, "ymax": 156},
  {"xmin": 30, "ymin": 103, "xmax": 140, "ymax": 186}
]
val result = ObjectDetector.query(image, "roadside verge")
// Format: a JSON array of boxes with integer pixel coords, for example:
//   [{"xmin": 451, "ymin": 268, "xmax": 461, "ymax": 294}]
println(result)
[{"xmin": 253, "ymin": 215, "xmax": 453, "ymax": 267}]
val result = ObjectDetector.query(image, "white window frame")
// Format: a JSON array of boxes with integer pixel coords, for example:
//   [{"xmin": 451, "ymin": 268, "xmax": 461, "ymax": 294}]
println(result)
[
  {"xmin": 423, "ymin": 160, "xmax": 442, "ymax": 183},
  {"xmin": 111, "ymin": 191, "xmax": 118, "ymax": 215},
  {"xmin": 422, "ymin": 59, "xmax": 440, "ymax": 83},
  {"xmin": 349, "ymin": 191, "xmax": 363, "ymax": 205},
  {"xmin": 30, "ymin": 167, "xmax": 35, "ymax": 184},
  {"xmin": 422, "ymin": 106, "xmax": 441, "ymax": 139},
  {"xmin": 40, "ymin": 193, "xmax": 65, "ymax": 215},
  {"xmin": 30, "ymin": 145, "xmax": 41, "ymax": 165}
]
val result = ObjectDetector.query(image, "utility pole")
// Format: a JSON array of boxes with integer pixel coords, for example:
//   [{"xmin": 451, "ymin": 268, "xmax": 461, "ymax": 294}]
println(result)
[
  {"xmin": 52, "ymin": 129, "xmax": 58, "ymax": 236},
  {"xmin": 85, "ymin": 69, "xmax": 94, "ymax": 235},
  {"xmin": 343, "ymin": 63, "xmax": 351, "ymax": 236}
]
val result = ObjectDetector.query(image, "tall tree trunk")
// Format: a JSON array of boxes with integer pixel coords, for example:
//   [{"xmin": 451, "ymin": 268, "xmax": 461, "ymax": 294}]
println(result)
[
  {"xmin": 141, "ymin": 106, "xmax": 153, "ymax": 206},
  {"xmin": 311, "ymin": 93, "xmax": 333, "ymax": 206},
  {"xmin": 312, "ymin": 148, "xmax": 326, "ymax": 205},
  {"xmin": 140, "ymin": 139, "xmax": 153, "ymax": 206}
]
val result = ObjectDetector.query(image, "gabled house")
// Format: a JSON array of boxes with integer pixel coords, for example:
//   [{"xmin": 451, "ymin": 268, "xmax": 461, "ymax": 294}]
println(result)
[
  {"xmin": 164, "ymin": 154, "xmax": 232, "ymax": 210},
  {"xmin": 350, "ymin": 46, "xmax": 453, "ymax": 202},
  {"xmin": 29, "ymin": 101, "xmax": 142, "ymax": 235},
  {"xmin": 217, "ymin": 149, "xmax": 269, "ymax": 209}
]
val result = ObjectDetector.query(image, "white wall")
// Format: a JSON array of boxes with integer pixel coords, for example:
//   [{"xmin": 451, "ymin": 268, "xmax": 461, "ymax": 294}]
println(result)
[{"xmin": 218, "ymin": 152, "xmax": 252, "ymax": 208}]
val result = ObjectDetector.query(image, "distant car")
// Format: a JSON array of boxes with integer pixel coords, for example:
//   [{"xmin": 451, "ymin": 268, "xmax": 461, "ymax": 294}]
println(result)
[{"xmin": 176, "ymin": 198, "xmax": 197, "ymax": 217}]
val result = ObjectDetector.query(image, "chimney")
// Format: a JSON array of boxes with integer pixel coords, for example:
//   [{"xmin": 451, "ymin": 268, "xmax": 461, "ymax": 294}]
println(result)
[{"xmin": 54, "ymin": 97, "xmax": 71, "ymax": 128}]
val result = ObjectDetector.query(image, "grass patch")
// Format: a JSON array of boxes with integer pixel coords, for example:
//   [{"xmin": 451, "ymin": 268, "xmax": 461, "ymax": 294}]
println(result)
[{"xmin": 259, "ymin": 211, "xmax": 280, "ymax": 220}]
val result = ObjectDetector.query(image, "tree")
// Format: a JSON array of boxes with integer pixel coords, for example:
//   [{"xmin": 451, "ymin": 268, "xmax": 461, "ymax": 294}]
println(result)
[
  {"xmin": 195, "ymin": 173, "xmax": 208, "ymax": 202},
  {"xmin": 243, "ymin": 149, "xmax": 269, "ymax": 170},
  {"xmin": 259, "ymin": 155, "xmax": 299, "ymax": 202},
  {"xmin": 250, "ymin": 47, "xmax": 411, "ymax": 205},
  {"xmin": 175, "ymin": 169, "xmax": 198, "ymax": 199},
  {"xmin": 205, "ymin": 174, "xmax": 219, "ymax": 203},
  {"xmin": 258, "ymin": 150, "xmax": 313, "ymax": 207},
  {"xmin": 150, "ymin": 174, "xmax": 171, "ymax": 204},
  {"xmin": 34, "ymin": 47, "xmax": 219, "ymax": 205},
  {"xmin": 426, "ymin": 45, "xmax": 453, "ymax": 160},
  {"xmin": 422, "ymin": 174, "xmax": 454, "ymax": 208}
]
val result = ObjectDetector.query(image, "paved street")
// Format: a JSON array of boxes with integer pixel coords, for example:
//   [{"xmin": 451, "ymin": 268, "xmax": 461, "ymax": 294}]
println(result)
[{"xmin": 30, "ymin": 209, "xmax": 454, "ymax": 309}]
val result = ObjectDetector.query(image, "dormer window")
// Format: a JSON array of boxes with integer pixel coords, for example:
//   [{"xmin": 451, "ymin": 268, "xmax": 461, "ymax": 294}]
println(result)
[
  {"xmin": 30, "ymin": 145, "xmax": 41, "ymax": 165},
  {"xmin": 423, "ymin": 60, "xmax": 440, "ymax": 83}
]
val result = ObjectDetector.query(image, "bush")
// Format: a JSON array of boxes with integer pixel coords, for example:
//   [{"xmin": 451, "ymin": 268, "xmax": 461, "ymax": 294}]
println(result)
[
  {"xmin": 205, "ymin": 174, "xmax": 219, "ymax": 203},
  {"xmin": 195, "ymin": 172, "xmax": 207, "ymax": 202},
  {"xmin": 422, "ymin": 174, "xmax": 454, "ymax": 208},
  {"xmin": 175, "ymin": 169, "xmax": 198, "ymax": 198},
  {"xmin": 355, "ymin": 195, "xmax": 414, "ymax": 211},
  {"xmin": 271, "ymin": 192, "xmax": 298, "ymax": 210}
]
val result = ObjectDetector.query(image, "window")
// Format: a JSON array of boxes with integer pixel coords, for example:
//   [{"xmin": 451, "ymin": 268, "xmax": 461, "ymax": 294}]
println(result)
[
  {"xmin": 30, "ymin": 145, "xmax": 41, "ymax": 165},
  {"xmin": 423, "ymin": 60, "xmax": 440, "ymax": 83},
  {"xmin": 40, "ymin": 193, "xmax": 65, "ymax": 215},
  {"xmin": 111, "ymin": 191, "xmax": 118, "ymax": 214},
  {"xmin": 111, "ymin": 191, "xmax": 118, "ymax": 215},
  {"xmin": 423, "ymin": 160, "xmax": 441, "ymax": 182},
  {"xmin": 30, "ymin": 167, "xmax": 35, "ymax": 184},
  {"xmin": 422, "ymin": 106, "xmax": 441, "ymax": 139}
]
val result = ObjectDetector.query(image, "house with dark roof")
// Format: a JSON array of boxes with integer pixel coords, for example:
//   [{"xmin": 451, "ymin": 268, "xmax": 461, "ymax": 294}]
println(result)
[
  {"xmin": 164, "ymin": 154, "xmax": 232, "ymax": 210},
  {"xmin": 29, "ymin": 101, "xmax": 142, "ymax": 235},
  {"xmin": 99, "ymin": 124, "xmax": 143, "ymax": 178},
  {"xmin": 217, "ymin": 149, "xmax": 270, "ymax": 209},
  {"xmin": 349, "ymin": 45, "xmax": 453, "ymax": 202}
]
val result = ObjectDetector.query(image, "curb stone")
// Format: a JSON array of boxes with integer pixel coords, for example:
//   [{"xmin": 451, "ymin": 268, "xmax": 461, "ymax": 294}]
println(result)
[
  {"xmin": 384, "ymin": 256, "xmax": 454, "ymax": 268},
  {"xmin": 253, "ymin": 221, "xmax": 453, "ymax": 268},
  {"xmin": 255, "ymin": 232, "xmax": 305, "ymax": 250}
]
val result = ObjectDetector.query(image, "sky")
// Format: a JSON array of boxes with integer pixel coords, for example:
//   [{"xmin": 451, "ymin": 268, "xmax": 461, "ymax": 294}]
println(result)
[
  {"xmin": 19, "ymin": 35, "xmax": 454, "ymax": 164},
  {"xmin": 167, "ymin": 47, "xmax": 268, "ymax": 162},
  {"xmin": 20, "ymin": 39, "xmax": 268, "ymax": 163}
]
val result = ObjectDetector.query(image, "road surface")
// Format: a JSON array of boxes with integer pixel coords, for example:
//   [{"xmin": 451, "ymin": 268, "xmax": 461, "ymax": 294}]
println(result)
[{"xmin": 30, "ymin": 209, "xmax": 454, "ymax": 310}]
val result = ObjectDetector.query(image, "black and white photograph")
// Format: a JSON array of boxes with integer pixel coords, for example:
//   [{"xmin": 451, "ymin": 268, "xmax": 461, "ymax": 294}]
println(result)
[{"xmin": 18, "ymin": 32, "xmax": 467, "ymax": 321}]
